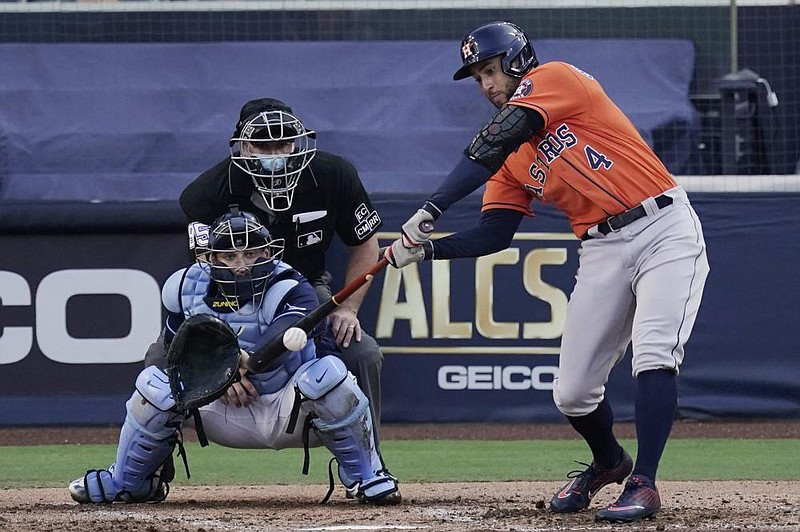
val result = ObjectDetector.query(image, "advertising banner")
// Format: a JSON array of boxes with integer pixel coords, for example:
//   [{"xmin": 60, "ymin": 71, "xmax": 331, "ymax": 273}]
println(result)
[{"xmin": 1, "ymin": 193, "xmax": 798, "ymax": 424}]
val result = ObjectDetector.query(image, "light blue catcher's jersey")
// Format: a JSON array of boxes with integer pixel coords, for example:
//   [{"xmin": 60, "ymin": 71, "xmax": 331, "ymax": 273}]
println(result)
[{"xmin": 162, "ymin": 261, "xmax": 316, "ymax": 394}]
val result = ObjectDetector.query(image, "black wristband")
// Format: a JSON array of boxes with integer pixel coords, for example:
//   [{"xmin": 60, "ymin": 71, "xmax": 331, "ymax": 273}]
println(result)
[
  {"xmin": 422, "ymin": 240, "xmax": 435, "ymax": 261},
  {"xmin": 422, "ymin": 201, "xmax": 442, "ymax": 219}
]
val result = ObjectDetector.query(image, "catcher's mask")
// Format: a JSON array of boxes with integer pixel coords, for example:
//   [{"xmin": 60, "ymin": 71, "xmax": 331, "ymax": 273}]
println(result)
[
  {"xmin": 202, "ymin": 209, "xmax": 284, "ymax": 312},
  {"xmin": 230, "ymin": 104, "xmax": 317, "ymax": 212}
]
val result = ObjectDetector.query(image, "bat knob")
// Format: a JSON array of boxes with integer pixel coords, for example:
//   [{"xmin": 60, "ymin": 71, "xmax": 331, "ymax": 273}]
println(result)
[{"xmin": 419, "ymin": 221, "xmax": 435, "ymax": 234}]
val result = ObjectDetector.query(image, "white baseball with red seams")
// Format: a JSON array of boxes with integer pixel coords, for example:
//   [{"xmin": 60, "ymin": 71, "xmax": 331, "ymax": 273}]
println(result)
[{"xmin": 282, "ymin": 327, "xmax": 308, "ymax": 352}]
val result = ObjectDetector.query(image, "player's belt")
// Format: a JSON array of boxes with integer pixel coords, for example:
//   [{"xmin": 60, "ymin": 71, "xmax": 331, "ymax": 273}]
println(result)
[{"xmin": 583, "ymin": 194, "xmax": 673, "ymax": 240}]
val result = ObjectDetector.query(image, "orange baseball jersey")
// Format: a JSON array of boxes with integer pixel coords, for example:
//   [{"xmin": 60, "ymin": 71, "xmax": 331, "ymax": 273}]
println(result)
[{"xmin": 482, "ymin": 61, "xmax": 677, "ymax": 238}]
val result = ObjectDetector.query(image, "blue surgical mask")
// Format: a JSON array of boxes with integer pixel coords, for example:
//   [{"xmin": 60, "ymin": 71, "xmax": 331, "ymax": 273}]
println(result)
[{"xmin": 257, "ymin": 155, "xmax": 287, "ymax": 172}]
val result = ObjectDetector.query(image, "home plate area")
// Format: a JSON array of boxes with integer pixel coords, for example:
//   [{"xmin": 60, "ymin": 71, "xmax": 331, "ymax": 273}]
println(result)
[{"xmin": 2, "ymin": 481, "xmax": 799, "ymax": 532}]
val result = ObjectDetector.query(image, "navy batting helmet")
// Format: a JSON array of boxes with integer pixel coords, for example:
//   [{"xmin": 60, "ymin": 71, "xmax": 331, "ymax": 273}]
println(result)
[{"xmin": 453, "ymin": 21, "xmax": 538, "ymax": 81}]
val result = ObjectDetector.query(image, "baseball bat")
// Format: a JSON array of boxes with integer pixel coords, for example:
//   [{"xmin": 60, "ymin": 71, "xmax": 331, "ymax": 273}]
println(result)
[{"xmin": 246, "ymin": 220, "xmax": 434, "ymax": 373}]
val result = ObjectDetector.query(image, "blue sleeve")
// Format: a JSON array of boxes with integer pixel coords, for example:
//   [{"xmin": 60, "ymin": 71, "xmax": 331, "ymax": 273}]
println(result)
[
  {"xmin": 426, "ymin": 155, "xmax": 494, "ymax": 215},
  {"xmin": 163, "ymin": 310, "xmax": 185, "ymax": 346},
  {"xmin": 428, "ymin": 208, "xmax": 523, "ymax": 259},
  {"xmin": 424, "ymin": 106, "xmax": 544, "ymax": 216}
]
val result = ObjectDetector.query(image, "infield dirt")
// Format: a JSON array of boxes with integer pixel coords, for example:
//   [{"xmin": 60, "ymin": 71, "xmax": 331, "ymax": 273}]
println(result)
[{"xmin": 1, "ymin": 421, "xmax": 798, "ymax": 532}]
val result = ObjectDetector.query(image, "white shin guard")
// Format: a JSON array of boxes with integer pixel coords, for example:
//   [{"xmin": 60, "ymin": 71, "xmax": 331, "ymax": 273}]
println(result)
[{"xmin": 82, "ymin": 366, "xmax": 182, "ymax": 503}]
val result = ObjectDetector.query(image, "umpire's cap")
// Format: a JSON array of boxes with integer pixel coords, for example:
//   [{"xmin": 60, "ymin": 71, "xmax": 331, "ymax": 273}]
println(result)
[{"xmin": 231, "ymin": 98, "xmax": 295, "ymax": 145}]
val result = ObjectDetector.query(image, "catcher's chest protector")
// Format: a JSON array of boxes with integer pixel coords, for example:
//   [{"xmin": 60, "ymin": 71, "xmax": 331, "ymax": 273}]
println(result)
[{"xmin": 178, "ymin": 263, "xmax": 299, "ymax": 351}]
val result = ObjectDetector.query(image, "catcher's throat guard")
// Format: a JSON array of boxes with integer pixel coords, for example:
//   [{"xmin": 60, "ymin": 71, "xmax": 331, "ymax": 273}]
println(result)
[{"xmin": 166, "ymin": 314, "xmax": 241, "ymax": 412}]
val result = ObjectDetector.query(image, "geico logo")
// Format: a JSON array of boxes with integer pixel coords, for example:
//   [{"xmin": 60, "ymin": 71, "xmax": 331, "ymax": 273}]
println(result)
[
  {"xmin": 438, "ymin": 365, "xmax": 558, "ymax": 391},
  {"xmin": 0, "ymin": 269, "xmax": 161, "ymax": 365}
]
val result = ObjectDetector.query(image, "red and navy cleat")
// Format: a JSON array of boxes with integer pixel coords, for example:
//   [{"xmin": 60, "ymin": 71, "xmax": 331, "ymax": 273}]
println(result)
[
  {"xmin": 595, "ymin": 474, "xmax": 661, "ymax": 523},
  {"xmin": 550, "ymin": 449, "xmax": 633, "ymax": 513}
]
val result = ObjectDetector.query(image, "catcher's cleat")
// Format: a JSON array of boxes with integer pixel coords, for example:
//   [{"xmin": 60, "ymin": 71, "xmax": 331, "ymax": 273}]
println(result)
[
  {"xmin": 595, "ymin": 474, "xmax": 661, "ymax": 523},
  {"xmin": 68, "ymin": 474, "xmax": 103, "ymax": 504},
  {"xmin": 344, "ymin": 484, "xmax": 358, "ymax": 500},
  {"xmin": 359, "ymin": 485, "xmax": 402, "ymax": 506},
  {"xmin": 68, "ymin": 467, "xmax": 170, "ymax": 504},
  {"xmin": 550, "ymin": 449, "xmax": 633, "ymax": 513},
  {"xmin": 365, "ymin": 488, "xmax": 402, "ymax": 506},
  {"xmin": 356, "ymin": 471, "xmax": 402, "ymax": 505}
]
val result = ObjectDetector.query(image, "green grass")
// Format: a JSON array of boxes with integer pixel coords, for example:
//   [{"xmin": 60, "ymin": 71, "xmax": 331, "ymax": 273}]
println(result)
[{"xmin": 1, "ymin": 438, "xmax": 797, "ymax": 489}]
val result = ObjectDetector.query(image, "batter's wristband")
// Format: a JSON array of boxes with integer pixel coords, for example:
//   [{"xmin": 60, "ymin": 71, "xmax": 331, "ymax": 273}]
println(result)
[
  {"xmin": 422, "ymin": 240, "xmax": 435, "ymax": 261},
  {"xmin": 422, "ymin": 201, "xmax": 442, "ymax": 220}
]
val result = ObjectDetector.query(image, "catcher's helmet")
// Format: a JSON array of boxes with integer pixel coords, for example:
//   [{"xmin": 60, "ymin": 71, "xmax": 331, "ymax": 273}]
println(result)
[
  {"xmin": 205, "ymin": 208, "xmax": 284, "ymax": 311},
  {"xmin": 453, "ymin": 21, "xmax": 538, "ymax": 81},
  {"xmin": 230, "ymin": 98, "xmax": 317, "ymax": 212}
]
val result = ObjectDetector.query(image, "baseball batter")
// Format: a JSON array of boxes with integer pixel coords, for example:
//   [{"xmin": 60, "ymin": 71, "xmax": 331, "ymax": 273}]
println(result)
[{"xmin": 385, "ymin": 21, "xmax": 709, "ymax": 523}]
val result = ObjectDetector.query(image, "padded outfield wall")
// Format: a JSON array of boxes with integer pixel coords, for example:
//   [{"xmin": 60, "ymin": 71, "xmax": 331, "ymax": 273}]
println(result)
[{"xmin": 0, "ymin": 190, "xmax": 798, "ymax": 425}]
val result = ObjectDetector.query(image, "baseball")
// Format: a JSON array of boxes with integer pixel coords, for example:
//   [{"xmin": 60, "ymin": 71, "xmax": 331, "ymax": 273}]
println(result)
[{"xmin": 282, "ymin": 327, "xmax": 308, "ymax": 351}]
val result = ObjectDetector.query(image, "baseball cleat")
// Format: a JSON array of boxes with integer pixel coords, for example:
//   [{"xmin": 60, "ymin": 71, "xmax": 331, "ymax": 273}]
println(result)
[
  {"xmin": 550, "ymin": 449, "xmax": 633, "ymax": 513},
  {"xmin": 68, "ymin": 475, "xmax": 97, "ymax": 504},
  {"xmin": 68, "ymin": 468, "xmax": 169, "ymax": 504},
  {"xmin": 363, "ymin": 487, "xmax": 402, "ymax": 506},
  {"xmin": 595, "ymin": 474, "xmax": 661, "ymax": 523},
  {"xmin": 357, "ymin": 472, "xmax": 402, "ymax": 505}
]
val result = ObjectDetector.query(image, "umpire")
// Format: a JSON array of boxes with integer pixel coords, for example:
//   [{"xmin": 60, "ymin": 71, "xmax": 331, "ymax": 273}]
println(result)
[{"xmin": 147, "ymin": 97, "xmax": 386, "ymax": 441}]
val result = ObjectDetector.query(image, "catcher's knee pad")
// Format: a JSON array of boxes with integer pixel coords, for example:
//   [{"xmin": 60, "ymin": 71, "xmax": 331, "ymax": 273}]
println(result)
[
  {"xmin": 112, "ymin": 366, "xmax": 182, "ymax": 501},
  {"xmin": 295, "ymin": 357, "xmax": 396, "ymax": 502}
]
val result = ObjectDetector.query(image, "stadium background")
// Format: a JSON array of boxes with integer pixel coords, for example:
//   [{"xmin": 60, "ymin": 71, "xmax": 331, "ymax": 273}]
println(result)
[{"xmin": 0, "ymin": 0, "xmax": 798, "ymax": 426}]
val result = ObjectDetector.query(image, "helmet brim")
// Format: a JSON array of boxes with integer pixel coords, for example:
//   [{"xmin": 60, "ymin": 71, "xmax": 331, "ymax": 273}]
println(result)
[
  {"xmin": 453, "ymin": 50, "xmax": 505, "ymax": 81},
  {"xmin": 453, "ymin": 65, "xmax": 473, "ymax": 81}
]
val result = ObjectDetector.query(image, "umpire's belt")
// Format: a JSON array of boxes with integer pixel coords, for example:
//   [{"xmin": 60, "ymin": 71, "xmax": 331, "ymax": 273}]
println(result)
[{"xmin": 582, "ymin": 194, "xmax": 673, "ymax": 241}]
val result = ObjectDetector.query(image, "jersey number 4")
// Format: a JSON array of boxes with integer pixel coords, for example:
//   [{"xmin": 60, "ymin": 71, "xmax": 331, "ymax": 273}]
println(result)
[{"xmin": 585, "ymin": 145, "xmax": 613, "ymax": 171}]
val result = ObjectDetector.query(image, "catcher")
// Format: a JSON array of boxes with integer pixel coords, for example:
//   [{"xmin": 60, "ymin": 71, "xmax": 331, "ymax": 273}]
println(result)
[{"xmin": 68, "ymin": 208, "xmax": 400, "ymax": 505}]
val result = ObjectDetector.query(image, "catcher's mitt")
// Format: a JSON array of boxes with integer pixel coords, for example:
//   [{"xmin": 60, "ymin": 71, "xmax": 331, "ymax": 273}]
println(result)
[{"xmin": 166, "ymin": 314, "xmax": 241, "ymax": 412}]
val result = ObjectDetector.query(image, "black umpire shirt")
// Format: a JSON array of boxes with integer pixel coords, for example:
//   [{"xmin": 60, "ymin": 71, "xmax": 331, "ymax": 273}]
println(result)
[{"xmin": 180, "ymin": 150, "xmax": 383, "ymax": 284}]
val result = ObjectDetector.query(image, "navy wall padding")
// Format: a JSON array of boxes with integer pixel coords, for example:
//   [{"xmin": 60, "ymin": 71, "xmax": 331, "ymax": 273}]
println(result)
[
  {"xmin": 0, "ymin": 39, "xmax": 697, "ymax": 201},
  {"xmin": 0, "ymin": 194, "xmax": 798, "ymax": 424}
]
